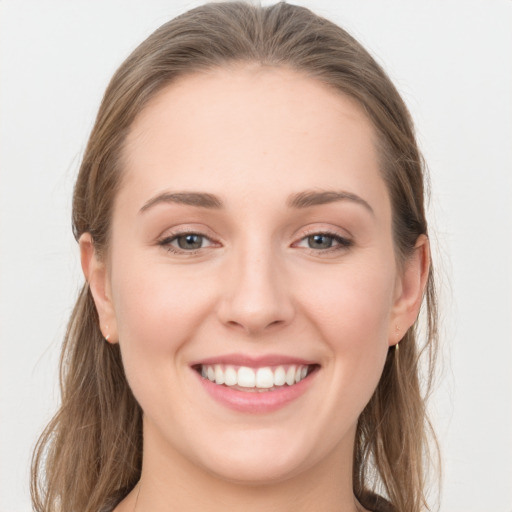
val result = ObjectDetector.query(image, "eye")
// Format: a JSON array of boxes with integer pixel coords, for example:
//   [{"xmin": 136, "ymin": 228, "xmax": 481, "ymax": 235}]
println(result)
[
  {"xmin": 295, "ymin": 232, "xmax": 352, "ymax": 252},
  {"xmin": 175, "ymin": 233, "xmax": 205, "ymax": 250},
  {"xmin": 158, "ymin": 232, "xmax": 216, "ymax": 253},
  {"xmin": 306, "ymin": 234, "xmax": 336, "ymax": 249}
]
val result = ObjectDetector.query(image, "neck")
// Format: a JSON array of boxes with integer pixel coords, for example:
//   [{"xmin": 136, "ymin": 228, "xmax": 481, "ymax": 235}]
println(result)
[{"xmin": 116, "ymin": 420, "xmax": 363, "ymax": 512}]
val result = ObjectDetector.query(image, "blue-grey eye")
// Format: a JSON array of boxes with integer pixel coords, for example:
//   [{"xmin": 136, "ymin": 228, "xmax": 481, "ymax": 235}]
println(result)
[
  {"xmin": 177, "ymin": 234, "xmax": 204, "ymax": 250},
  {"xmin": 307, "ymin": 234, "xmax": 335, "ymax": 249}
]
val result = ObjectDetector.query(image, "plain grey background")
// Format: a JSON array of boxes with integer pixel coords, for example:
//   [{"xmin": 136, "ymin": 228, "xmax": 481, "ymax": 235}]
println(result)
[{"xmin": 1, "ymin": 1, "xmax": 511, "ymax": 511}]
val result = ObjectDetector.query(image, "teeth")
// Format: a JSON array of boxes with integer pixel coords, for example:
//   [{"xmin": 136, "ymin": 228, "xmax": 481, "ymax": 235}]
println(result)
[
  {"xmin": 255, "ymin": 367, "xmax": 274, "ymax": 388},
  {"xmin": 214, "ymin": 364, "xmax": 224, "ymax": 385},
  {"xmin": 285, "ymin": 366, "xmax": 296, "ymax": 386},
  {"xmin": 224, "ymin": 366, "xmax": 237, "ymax": 386},
  {"xmin": 274, "ymin": 366, "xmax": 286, "ymax": 386},
  {"xmin": 237, "ymin": 367, "xmax": 256, "ymax": 388},
  {"xmin": 199, "ymin": 364, "xmax": 312, "ymax": 389}
]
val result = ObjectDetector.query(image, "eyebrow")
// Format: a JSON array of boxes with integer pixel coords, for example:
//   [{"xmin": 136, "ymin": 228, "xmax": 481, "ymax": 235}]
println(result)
[
  {"xmin": 287, "ymin": 189, "xmax": 374, "ymax": 215},
  {"xmin": 139, "ymin": 189, "xmax": 374, "ymax": 215},
  {"xmin": 139, "ymin": 192, "xmax": 223, "ymax": 213}
]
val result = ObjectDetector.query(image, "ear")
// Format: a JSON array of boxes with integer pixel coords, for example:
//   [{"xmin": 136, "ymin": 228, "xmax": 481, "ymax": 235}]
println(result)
[
  {"xmin": 79, "ymin": 233, "xmax": 118, "ymax": 344},
  {"xmin": 389, "ymin": 234, "xmax": 430, "ymax": 346}
]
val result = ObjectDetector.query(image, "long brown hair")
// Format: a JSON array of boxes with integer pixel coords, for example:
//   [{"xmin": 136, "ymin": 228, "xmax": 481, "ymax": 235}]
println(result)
[{"xmin": 31, "ymin": 3, "xmax": 439, "ymax": 511}]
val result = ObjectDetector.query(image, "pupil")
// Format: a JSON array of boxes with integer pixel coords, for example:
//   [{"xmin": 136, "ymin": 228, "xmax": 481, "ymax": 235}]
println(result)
[
  {"xmin": 178, "ymin": 234, "xmax": 202, "ymax": 250},
  {"xmin": 308, "ymin": 234, "xmax": 332, "ymax": 249}
]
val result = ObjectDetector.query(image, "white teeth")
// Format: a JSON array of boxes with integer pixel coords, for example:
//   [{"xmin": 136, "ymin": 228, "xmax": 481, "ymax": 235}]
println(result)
[
  {"xmin": 199, "ymin": 363, "xmax": 312, "ymax": 389},
  {"xmin": 237, "ymin": 367, "xmax": 256, "ymax": 388},
  {"xmin": 224, "ymin": 366, "xmax": 237, "ymax": 386},
  {"xmin": 214, "ymin": 364, "xmax": 224, "ymax": 385},
  {"xmin": 255, "ymin": 367, "xmax": 274, "ymax": 388},
  {"xmin": 285, "ymin": 366, "xmax": 296, "ymax": 386},
  {"xmin": 274, "ymin": 366, "xmax": 286, "ymax": 386}
]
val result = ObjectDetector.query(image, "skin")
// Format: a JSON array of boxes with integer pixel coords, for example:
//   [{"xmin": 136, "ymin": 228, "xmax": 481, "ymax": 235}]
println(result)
[{"xmin": 80, "ymin": 65, "xmax": 429, "ymax": 512}]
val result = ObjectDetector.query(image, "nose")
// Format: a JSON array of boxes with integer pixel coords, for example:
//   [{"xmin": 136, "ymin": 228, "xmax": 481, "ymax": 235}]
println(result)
[{"xmin": 216, "ymin": 246, "xmax": 295, "ymax": 336}]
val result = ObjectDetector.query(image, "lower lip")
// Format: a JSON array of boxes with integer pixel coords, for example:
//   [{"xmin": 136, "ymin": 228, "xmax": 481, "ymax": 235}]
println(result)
[{"xmin": 195, "ymin": 369, "xmax": 317, "ymax": 413}]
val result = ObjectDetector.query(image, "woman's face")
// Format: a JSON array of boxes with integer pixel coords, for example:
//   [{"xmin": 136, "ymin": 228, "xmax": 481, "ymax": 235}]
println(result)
[{"xmin": 85, "ymin": 65, "xmax": 423, "ymax": 484}]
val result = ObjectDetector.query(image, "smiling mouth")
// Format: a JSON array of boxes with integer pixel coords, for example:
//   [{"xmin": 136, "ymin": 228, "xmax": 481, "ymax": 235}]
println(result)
[{"xmin": 193, "ymin": 364, "xmax": 319, "ymax": 392}]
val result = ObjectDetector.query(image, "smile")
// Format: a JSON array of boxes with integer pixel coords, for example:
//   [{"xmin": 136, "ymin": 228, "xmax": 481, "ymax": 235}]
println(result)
[
  {"xmin": 192, "ymin": 359, "xmax": 320, "ymax": 413},
  {"xmin": 197, "ymin": 364, "xmax": 316, "ymax": 391}
]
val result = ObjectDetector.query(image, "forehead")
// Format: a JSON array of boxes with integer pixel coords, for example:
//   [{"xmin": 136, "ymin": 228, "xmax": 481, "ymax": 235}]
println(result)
[{"xmin": 119, "ymin": 65, "xmax": 390, "ymax": 217}]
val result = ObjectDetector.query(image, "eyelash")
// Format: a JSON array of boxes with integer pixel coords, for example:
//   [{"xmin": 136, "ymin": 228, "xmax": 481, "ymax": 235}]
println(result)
[
  {"xmin": 294, "ymin": 231, "xmax": 353, "ymax": 255},
  {"xmin": 157, "ymin": 230, "xmax": 353, "ymax": 255},
  {"xmin": 158, "ymin": 230, "xmax": 216, "ymax": 255}
]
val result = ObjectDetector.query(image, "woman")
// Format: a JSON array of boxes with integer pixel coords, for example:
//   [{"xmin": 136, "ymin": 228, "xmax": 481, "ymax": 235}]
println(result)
[{"xmin": 31, "ymin": 2, "xmax": 439, "ymax": 511}]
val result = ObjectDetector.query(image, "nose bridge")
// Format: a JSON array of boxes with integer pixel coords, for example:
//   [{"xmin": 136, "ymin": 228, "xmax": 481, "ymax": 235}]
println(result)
[{"xmin": 218, "ymin": 234, "xmax": 294, "ymax": 334}]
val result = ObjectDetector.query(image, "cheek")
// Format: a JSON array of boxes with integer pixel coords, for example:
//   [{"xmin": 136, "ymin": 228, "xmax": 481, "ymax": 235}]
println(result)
[
  {"xmin": 300, "ymin": 260, "xmax": 395, "ymax": 345},
  {"xmin": 297, "ymin": 258, "xmax": 395, "ymax": 401},
  {"xmin": 109, "ymin": 255, "xmax": 216, "ymax": 382}
]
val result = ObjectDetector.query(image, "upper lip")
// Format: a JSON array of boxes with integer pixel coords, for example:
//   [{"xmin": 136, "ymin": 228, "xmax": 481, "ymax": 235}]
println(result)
[{"xmin": 190, "ymin": 353, "xmax": 318, "ymax": 368}]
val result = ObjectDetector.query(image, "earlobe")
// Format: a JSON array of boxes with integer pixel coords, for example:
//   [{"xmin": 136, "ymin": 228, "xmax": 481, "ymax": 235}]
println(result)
[
  {"xmin": 79, "ymin": 233, "xmax": 118, "ymax": 344},
  {"xmin": 389, "ymin": 235, "xmax": 430, "ymax": 346}
]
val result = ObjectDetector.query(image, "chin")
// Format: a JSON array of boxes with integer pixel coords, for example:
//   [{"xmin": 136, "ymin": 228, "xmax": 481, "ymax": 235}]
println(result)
[
  {"xmin": 190, "ymin": 427, "xmax": 324, "ymax": 486},
  {"xmin": 201, "ymin": 451, "xmax": 309, "ymax": 486}
]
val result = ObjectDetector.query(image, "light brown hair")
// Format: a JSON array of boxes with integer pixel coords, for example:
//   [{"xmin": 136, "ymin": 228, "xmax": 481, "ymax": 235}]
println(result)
[{"xmin": 31, "ymin": 3, "xmax": 439, "ymax": 511}]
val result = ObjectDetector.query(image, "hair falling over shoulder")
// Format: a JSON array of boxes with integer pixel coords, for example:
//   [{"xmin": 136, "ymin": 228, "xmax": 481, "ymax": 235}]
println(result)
[
  {"xmin": 31, "ymin": 286, "xmax": 143, "ymax": 512},
  {"xmin": 31, "ymin": 3, "xmax": 440, "ymax": 511}
]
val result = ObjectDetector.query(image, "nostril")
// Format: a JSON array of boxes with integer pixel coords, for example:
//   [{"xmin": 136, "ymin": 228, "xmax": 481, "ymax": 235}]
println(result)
[
  {"xmin": 223, "ymin": 317, "xmax": 291, "ymax": 336},
  {"xmin": 216, "ymin": 272, "xmax": 295, "ymax": 334}
]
